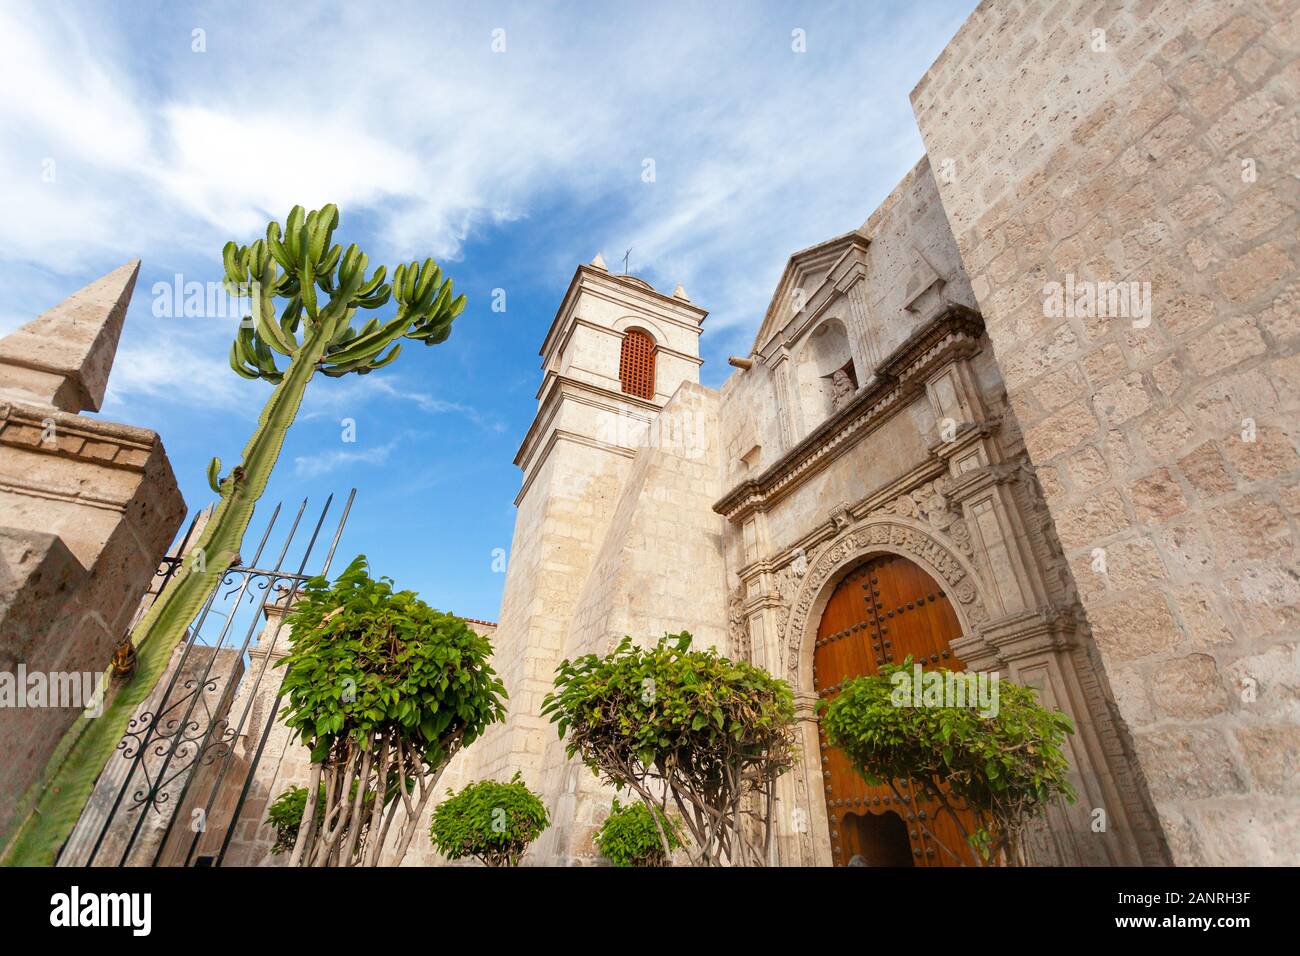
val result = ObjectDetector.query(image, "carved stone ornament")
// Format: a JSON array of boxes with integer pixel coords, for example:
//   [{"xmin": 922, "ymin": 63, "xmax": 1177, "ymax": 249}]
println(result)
[
  {"xmin": 873, "ymin": 476, "xmax": 975, "ymax": 557},
  {"xmin": 727, "ymin": 587, "xmax": 750, "ymax": 659},
  {"xmin": 777, "ymin": 513, "xmax": 990, "ymax": 677}
]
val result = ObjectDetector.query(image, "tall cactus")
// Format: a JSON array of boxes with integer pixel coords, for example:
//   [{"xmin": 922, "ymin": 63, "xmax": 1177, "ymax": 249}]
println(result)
[{"xmin": 2, "ymin": 205, "xmax": 466, "ymax": 864}]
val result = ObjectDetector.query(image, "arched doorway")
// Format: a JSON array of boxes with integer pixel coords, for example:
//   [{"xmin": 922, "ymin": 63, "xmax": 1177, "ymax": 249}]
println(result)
[{"xmin": 814, "ymin": 553, "xmax": 986, "ymax": 867}]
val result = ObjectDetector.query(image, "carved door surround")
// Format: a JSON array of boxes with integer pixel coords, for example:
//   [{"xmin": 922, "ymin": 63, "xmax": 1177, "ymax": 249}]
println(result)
[
  {"xmin": 763, "ymin": 493, "xmax": 1157, "ymax": 866},
  {"xmin": 730, "ymin": 454, "xmax": 1159, "ymax": 866},
  {"xmin": 719, "ymin": 310, "xmax": 1165, "ymax": 866}
]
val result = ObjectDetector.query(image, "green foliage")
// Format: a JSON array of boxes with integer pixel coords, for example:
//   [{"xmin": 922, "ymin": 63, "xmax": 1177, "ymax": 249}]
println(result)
[
  {"xmin": 266, "ymin": 785, "xmax": 322, "ymax": 855},
  {"xmin": 542, "ymin": 633, "xmax": 797, "ymax": 865},
  {"xmin": 277, "ymin": 555, "xmax": 506, "ymax": 768},
  {"xmin": 594, "ymin": 799, "xmax": 686, "ymax": 867},
  {"xmin": 543, "ymin": 632, "xmax": 796, "ymax": 777},
  {"xmin": 428, "ymin": 773, "xmax": 549, "ymax": 867},
  {"xmin": 819, "ymin": 658, "xmax": 1077, "ymax": 862},
  {"xmin": 267, "ymin": 782, "xmax": 379, "ymax": 855}
]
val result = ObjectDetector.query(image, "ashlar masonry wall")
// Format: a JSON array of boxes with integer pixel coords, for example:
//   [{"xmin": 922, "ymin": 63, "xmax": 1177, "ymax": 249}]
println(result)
[{"xmin": 912, "ymin": 0, "xmax": 1300, "ymax": 863}]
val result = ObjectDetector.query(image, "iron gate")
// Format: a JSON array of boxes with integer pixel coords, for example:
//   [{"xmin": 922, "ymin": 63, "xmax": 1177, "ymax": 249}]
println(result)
[{"xmin": 58, "ymin": 490, "xmax": 355, "ymax": 867}]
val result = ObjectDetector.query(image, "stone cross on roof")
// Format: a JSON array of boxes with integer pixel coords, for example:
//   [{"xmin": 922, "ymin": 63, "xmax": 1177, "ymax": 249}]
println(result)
[{"xmin": 0, "ymin": 259, "xmax": 140, "ymax": 414}]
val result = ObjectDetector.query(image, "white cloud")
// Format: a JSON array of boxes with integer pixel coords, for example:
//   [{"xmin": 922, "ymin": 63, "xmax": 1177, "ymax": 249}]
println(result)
[
  {"xmin": 293, "ymin": 439, "xmax": 399, "ymax": 479},
  {"xmin": 305, "ymin": 375, "xmax": 505, "ymax": 433},
  {"xmin": 154, "ymin": 105, "xmax": 425, "ymax": 239},
  {"xmin": 0, "ymin": 0, "xmax": 977, "ymax": 355},
  {"xmin": 101, "ymin": 323, "xmax": 250, "ymax": 414}
]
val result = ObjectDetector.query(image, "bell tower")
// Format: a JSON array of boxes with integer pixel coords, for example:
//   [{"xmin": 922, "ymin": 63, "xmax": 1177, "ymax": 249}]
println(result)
[{"xmin": 467, "ymin": 255, "xmax": 707, "ymax": 785}]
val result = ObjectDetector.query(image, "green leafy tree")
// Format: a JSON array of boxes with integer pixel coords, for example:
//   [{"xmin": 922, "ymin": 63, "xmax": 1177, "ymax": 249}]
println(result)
[
  {"xmin": 819, "ymin": 659, "xmax": 1077, "ymax": 865},
  {"xmin": 428, "ymin": 773, "xmax": 549, "ymax": 867},
  {"xmin": 4, "ymin": 204, "xmax": 469, "ymax": 864},
  {"xmin": 594, "ymin": 798, "xmax": 686, "ymax": 867},
  {"xmin": 542, "ymin": 632, "xmax": 797, "ymax": 867},
  {"xmin": 277, "ymin": 555, "xmax": 506, "ymax": 866}
]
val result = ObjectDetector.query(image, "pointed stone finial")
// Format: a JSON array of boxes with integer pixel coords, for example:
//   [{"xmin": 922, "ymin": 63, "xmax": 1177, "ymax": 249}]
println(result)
[
  {"xmin": 0, "ymin": 259, "xmax": 140, "ymax": 414},
  {"xmin": 672, "ymin": 283, "xmax": 690, "ymax": 302},
  {"xmin": 590, "ymin": 253, "xmax": 608, "ymax": 271}
]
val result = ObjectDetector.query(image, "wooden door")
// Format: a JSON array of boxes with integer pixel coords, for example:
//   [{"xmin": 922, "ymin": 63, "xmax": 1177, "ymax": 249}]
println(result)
[{"xmin": 814, "ymin": 554, "xmax": 985, "ymax": 866}]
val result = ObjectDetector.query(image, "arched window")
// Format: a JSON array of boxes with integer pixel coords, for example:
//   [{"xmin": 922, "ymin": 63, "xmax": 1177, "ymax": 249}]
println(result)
[{"xmin": 619, "ymin": 328, "xmax": 656, "ymax": 399}]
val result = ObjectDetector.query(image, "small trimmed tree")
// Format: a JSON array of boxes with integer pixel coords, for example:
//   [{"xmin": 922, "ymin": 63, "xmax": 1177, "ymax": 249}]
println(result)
[
  {"xmin": 820, "ymin": 659, "xmax": 1077, "ymax": 865},
  {"xmin": 428, "ymin": 773, "xmax": 549, "ymax": 867},
  {"xmin": 595, "ymin": 798, "xmax": 686, "ymax": 867},
  {"xmin": 542, "ymin": 632, "xmax": 797, "ymax": 867},
  {"xmin": 277, "ymin": 556, "xmax": 506, "ymax": 866}
]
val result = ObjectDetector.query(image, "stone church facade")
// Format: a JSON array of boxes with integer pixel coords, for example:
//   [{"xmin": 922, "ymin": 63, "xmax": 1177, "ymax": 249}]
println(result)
[
  {"xmin": 434, "ymin": 159, "xmax": 1169, "ymax": 867},
  {"xmin": 431, "ymin": 0, "xmax": 1299, "ymax": 867}
]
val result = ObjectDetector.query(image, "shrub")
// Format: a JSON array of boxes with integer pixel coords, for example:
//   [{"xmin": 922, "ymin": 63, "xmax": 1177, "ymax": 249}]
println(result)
[
  {"xmin": 542, "ymin": 632, "xmax": 797, "ymax": 866},
  {"xmin": 819, "ymin": 658, "xmax": 1077, "ymax": 864},
  {"xmin": 265, "ymin": 782, "xmax": 377, "ymax": 856},
  {"xmin": 276, "ymin": 555, "xmax": 507, "ymax": 866},
  {"xmin": 266, "ymin": 786, "xmax": 318, "ymax": 855},
  {"xmin": 428, "ymin": 772, "xmax": 549, "ymax": 867},
  {"xmin": 594, "ymin": 798, "xmax": 686, "ymax": 867}
]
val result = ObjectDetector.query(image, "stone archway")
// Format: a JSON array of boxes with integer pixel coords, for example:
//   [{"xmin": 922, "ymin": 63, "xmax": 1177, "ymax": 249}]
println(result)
[
  {"xmin": 775, "ymin": 514, "xmax": 995, "ymax": 866},
  {"xmin": 812, "ymin": 552, "xmax": 986, "ymax": 866},
  {"xmin": 785, "ymin": 517, "xmax": 992, "ymax": 684}
]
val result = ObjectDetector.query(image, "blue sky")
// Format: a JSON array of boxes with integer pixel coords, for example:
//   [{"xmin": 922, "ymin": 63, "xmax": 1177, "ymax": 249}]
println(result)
[{"xmin": 0, "ymin": 0, "xmax": 977, "ymax": 620}]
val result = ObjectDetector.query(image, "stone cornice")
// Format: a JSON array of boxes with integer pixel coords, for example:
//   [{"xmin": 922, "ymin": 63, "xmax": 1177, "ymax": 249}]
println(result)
[
  {"xmin": 0, "ymin": 400, "xmax": 160, "ymax": 471},
  {"xmin": 713, "ymin": 305, "xmax": 985, "ymax": 522},
  {"xmin": 550, "ymin": 317, "xmax": 704, "ymax": 377},
  {"xmin": 513, "ymin": 427, "xmax": 637, "ymax": 507},
  {"xmin": 513, "ymin": 373, "xmax": 660, "ymax": 504},
  {"xmin": 539, "ymin": 265, "xmax": 708, "ymax": 365},
  {"xmin": 515, "ymin": 372, "xmax": 659, "ymax": 468}
]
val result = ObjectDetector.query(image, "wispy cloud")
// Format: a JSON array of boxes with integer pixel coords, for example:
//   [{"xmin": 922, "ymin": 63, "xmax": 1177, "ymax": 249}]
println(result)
[
  {"xmin": 293, "ymin": 438, "xmax": 400, "ymax": 479},
  {"xmin": 302, "ymin": 374, "xmax": 506, "ymax": 433},
  {"xmin": 102, "ymin": 328, "xmax": 250, "ymax": 414}
]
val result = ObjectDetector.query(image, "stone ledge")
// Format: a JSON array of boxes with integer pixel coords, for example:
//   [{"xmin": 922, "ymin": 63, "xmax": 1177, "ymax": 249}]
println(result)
[{"xmin": 0, "ymin": 401, "xmax": 162, "ymax": 472}]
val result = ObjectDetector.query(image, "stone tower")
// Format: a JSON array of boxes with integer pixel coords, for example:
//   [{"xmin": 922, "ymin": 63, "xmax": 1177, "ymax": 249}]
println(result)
[{"xmin": 468, "ymin": 257, "xmax": 709, "ymax": 791}]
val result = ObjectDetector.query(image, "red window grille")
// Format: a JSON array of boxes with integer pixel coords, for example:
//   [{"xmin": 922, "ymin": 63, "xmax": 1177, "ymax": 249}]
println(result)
[{"xmin": 619, "ymin": 328, "xmax": 656, "ymax": 399}]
